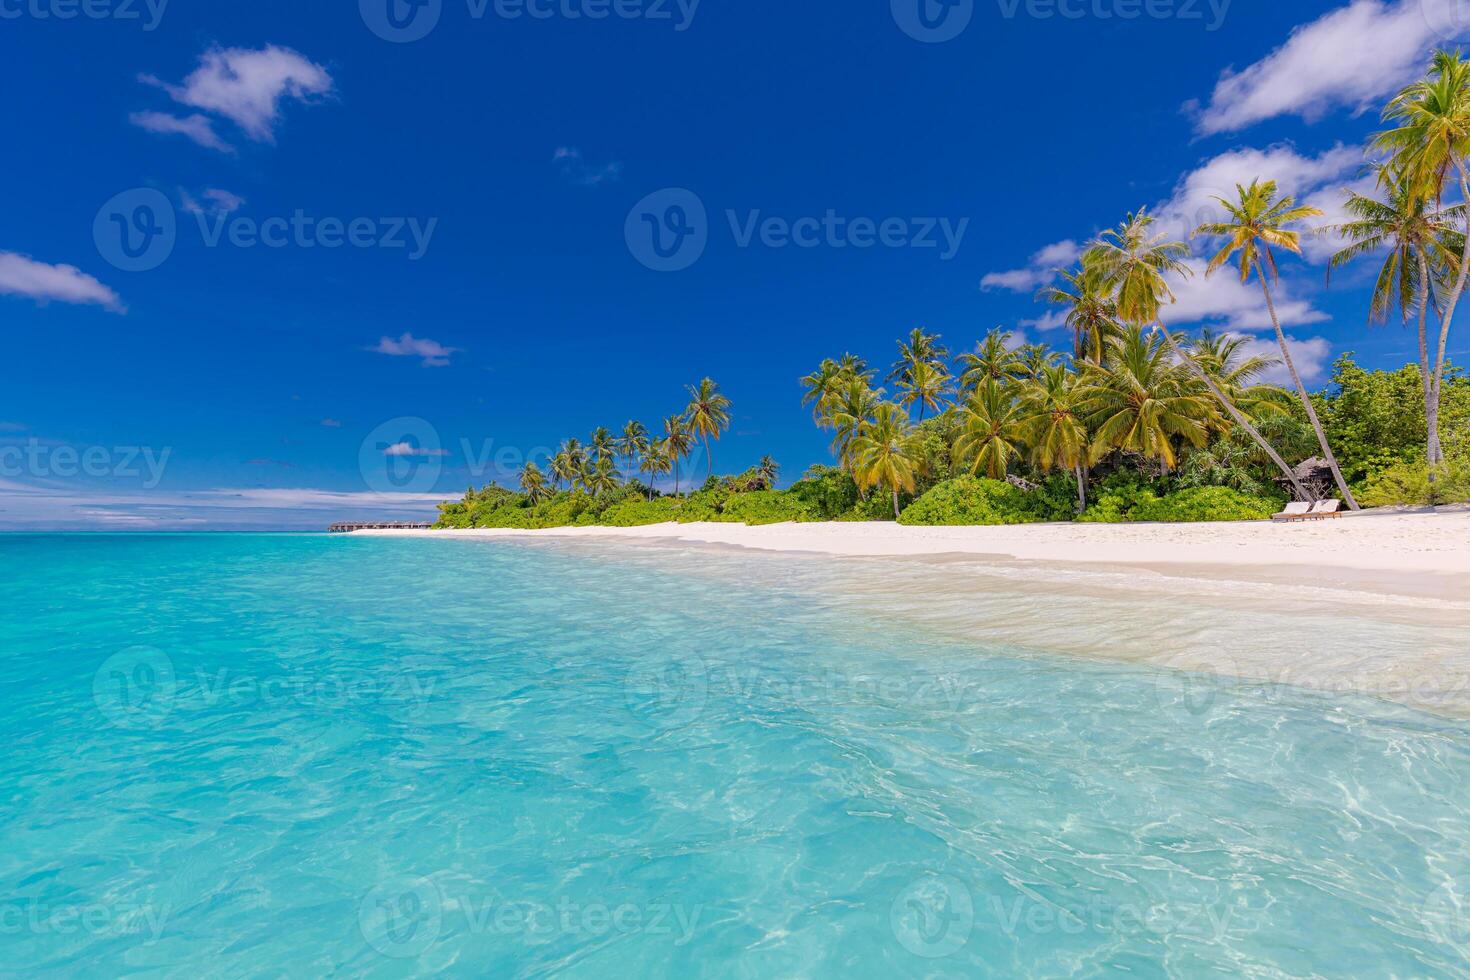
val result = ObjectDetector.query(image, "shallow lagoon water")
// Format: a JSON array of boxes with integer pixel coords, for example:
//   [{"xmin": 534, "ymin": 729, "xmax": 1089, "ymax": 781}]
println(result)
[{"xmin": 2, "ymin": 533, "xmax": 1468, "ymax": 976}]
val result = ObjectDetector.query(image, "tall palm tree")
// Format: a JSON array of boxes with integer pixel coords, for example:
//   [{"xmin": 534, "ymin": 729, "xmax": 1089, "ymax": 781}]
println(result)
[
  {"xmin": 828, "ymin": 378, "xmax": 884, "ymax": 477},
  {"xmin": 887, "ymin": 327, "xmax": 950, "ymax": 385},
  {"xmin": 1036, "ymin": 262, "xmax": 1122, "ymax": 364},
  {"xmin": 549, "ymin": 447, "xmax": 577, "ymax": 491},
  {"xmin": 954, "ymin": 379, "xmax": 1027, "ymax": 479},
  {"xmin": 519, "ymin": 461, "xmax": 550, "ymax": 503},
  {"xmin": 640, "ymin": 441, "xmax": 673, "ymax": 500},
  {"xmin": 897, "ymin": 360, "xmax": 954, "ymax": 423},
  {"xmin": 585, "ymin": 455, "xmax": 619, "ymax": 497},
  {"xmin": 1328, "ymin": 169, "xmax": 1465, "ymax": 486},
  {"xmin": 662, "ymin": 414, "xmax": 693, "ymax": 496},
  {"xmin": 1196, "ymin": 180, "xmax": 1358, "ymax": 508},
  {"xmin": 1086, "ymin": 208, "xmax": 1311, "ymax": 500},
  {"xmin": 1079, "ymin": 327, "xmax": 1212, "ymax": 472},
  {"xmin": 1375, "ymin": 49, "xmax": 1470, "ymax": 475},
  {"xmin": 957, "ymin": 329, "xmax": 1025, "ymax": 394},
  {"xmin": 618, "ymin": 420, "xmax": 649, "ymax": 480},
  {"xmin": 756, "ymin": 455, "xmax": 780, "ymax": 489},
  {"xmin": 589, "ymin": 427, "xmax": 617, "ymax": 467},
  {"xmin": 684, "ymin": 378, "xmax": 732, "ymax": 481},
  {"xmin": 850, "ymin": 403, "xmax": 924, "ymax": 520},
  {"xmin": 1018, "ymin": 363, "xmax": 1095, "ymax": 510}
]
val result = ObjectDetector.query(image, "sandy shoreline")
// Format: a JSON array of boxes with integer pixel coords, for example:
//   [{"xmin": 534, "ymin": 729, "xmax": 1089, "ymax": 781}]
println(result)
[{"xmin": 354, "ymin": 511, "xmax": 1470, "ymax": 718}]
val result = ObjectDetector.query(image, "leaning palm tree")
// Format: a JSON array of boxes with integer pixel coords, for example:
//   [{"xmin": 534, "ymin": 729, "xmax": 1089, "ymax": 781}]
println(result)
[
  {"xmin": 957, "ymin": 329, "xmax": 1025, "ymax": 394},
  {"xmin": 1036, "ymin": 261, "xmax": 1122, "ymax": 364},
  {"xmin": 897, "ymin": 360, "xmax": 953, "ymax": 423},
  {"xmin": 684, "ymin": 378, "xmax": 732, "ymax": 481},
  {"xmin": 1079, "ymin": 326, "xmax": 1212, "ymax": 472},
  {"xmin": 1086, "ymin": 208, "xmax": 1311, "ymax": 500},
  {"xmin": 1187, "ymin": 330, "xmax": 1294, "ymax": 426},
  {"xmin": 887, "ymin": 327, "xmax": 950, "ymax": 386},
  {"xmin": 639, "ymin": 441, "xmax": 673, "ymax": 500},
  {"xmin": 1375, "ymin": 48, "xmax": 1470, "ymax": 459},
  {"xmin": 954, "ymin": 379, "xmax": 1027, "ymax": 479},
  {"xmin": 850, "ymin": 403, "xmax": 924, "ymax": 520},
  {"xmin": 662, "ymin": 414, "xmax": 693, "ymax": 496},
  {"xmin": 519, "ymin": 461, "xmax": 550, "ymax": 504},
  {"xmin": 1018, "ymin": 363, "xmax": 1095, "ymax": 510},
  {"xmin": 1327, "ymin": 168, "xmax": 1465, "ymax": 487},
  {"xmin": 1196, "ymin": 180, "xmax": 1358, "ymax": 508},
  {"xmin": 618, "ymin": 420, "xmax": 649, "ymax": 480}
]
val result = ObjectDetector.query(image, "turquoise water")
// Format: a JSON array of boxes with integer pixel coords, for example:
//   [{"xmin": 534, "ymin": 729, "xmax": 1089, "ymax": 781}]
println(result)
[{"xmin": 2, "ymin": 533, "xmax": 1469, "ymax": 977}]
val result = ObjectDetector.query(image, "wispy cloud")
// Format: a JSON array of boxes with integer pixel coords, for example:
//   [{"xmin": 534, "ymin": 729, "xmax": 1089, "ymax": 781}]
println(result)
[
  {"xmin": 1189, "ymin": 0, "xmax": 1435, "ymax": 135},
  {"xmin": 0, "ymin": 251, "xmax": 124, "ymax": 313},
  {"xmin": 320, "ymin": 418, "xmax": 342, "ymax": 428},
  {"xmin": 136, "ymin": 45, "xmax": 332, "ymax": 150},
  {"xmin": 180, "ymin": 187, "xmax": 245, "ymax": 216},
  {"xmin": 553, "ymin": 147, "xmax": 623, "ymax": 186},
  {"xmin": 371, "ymin": 332, "xmax": 459, "ymax": 368},
  {"xmin": 980, "ymin": 239, "xmax": 1081, "ymax": 293},
  {"xmin": 129, "ymin": 111, "xmax": 235, "ymax": 153}
]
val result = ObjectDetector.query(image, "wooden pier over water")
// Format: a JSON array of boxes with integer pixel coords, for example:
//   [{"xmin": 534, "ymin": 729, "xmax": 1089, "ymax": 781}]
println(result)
[{"xmin": 328, "ymin": 522, "xmax": 435, "ymax": 533}]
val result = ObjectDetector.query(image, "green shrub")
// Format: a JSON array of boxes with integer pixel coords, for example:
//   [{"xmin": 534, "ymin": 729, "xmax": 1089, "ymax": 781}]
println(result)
[
  {"xmin": 1359, "ymin": 456, "xmax": 1470, "ymax": 506},
  {"xmin": 898, "ymin": 478, "xmax": 1051, "ymax": 526},
  {"xmin": 1080, "ymin": 486, "xmax": 1278, "ymax": 523},
  {"xmin": 786, "ymin": 466, "xmax": 860, "ymax": 520},
  {"xmin": 715, "ymin": 490, "xmax": 816, "ymax": 525},
  {"xmin": 598, "ymin": 497, "xmax": 684, "ymax": 527}
]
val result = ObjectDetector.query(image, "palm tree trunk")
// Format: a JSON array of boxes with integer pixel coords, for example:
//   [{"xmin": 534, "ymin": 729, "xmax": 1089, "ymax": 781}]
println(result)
[
  {"xmin": 1430, "ymin": 157, "xmax": 1470, "ymax": 467},
  {"xmin": 1074, "ymin": 465, "xmax": 1087, "ymax": 512},
  {"xmin": 892, "ymin": 490, "xmax": 900, "ymax": 521},
  {"xmin": 1416, "ymin": 247, "xmax": 1440, "ymax": 497},
  {"xmin": 704, "ymin": 436, "xmax": 713, "ymax": 482},
  {"xmin": 1156, "ymin": 321, "xmax": 1314, "ymax": 502},
  {"xmin": 1255, "ymin": 264, "xmax": 1360, "ymax": 509}
]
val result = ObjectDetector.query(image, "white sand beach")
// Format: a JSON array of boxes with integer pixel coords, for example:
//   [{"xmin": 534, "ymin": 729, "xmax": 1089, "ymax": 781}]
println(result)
[{"xmin": 358, "ymin": 510, "xmax": 1470, "ymax": 717}]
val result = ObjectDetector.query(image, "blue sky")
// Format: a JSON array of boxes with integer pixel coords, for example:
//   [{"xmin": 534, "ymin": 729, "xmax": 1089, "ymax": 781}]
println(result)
[{"xmin": 2, "ymin": 0, "xmax": 1467, "ymax": 528}]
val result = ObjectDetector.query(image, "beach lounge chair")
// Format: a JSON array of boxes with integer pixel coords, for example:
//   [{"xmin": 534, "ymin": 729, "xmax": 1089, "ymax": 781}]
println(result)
[
  {"xmin": 1306, "ymin": 499, "xmax": 1343, "ymax": 520},
  {"xmin": 1272, "ymin": 501, "xmax": 1312, "ymax": 521}
]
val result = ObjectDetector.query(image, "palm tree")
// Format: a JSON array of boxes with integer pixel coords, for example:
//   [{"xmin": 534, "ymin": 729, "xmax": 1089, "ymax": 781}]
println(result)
[
  {"xmin": 1018, "ymin": 363, "xmax": 1095, "ymax": 510},
  {"xmin": 954, "ymin": 379, "xmax": 1027, "ymax": 479},
  {"xmin": 897, "ymin": 360, "xmax": 953, "ymax": 422},
  {"xmin": 684, "ymin": 378, "xmax": 732, "ymax": 481},
  {"xmin": 756, "ymin": 455, "xmax": 780, "ymax": 489},
  {"xmin": 1079, "ymin": 327, "xmax": 1213, "ymax": 472},
  {"xmin": 1327, "ymin": 169, "xmax": 1465, "ymax": 487},
  {"xmin": 957, "ymin": 329, "xmax": 1025, "ymax": 394},
  {"xmin": 850, "ymin": 403, "xmax": 924, "ymax": 520},
  {"xmin": 1375, "ymin": 49, "xmax": 1470, "ymax": 478},
  {"xmin": 618, "ymin": 420, "xmax": 649, "ymax": 480},
  {"xmin": 1196, "ymin": 180, "xmax": 1358, "ymax": 508},
  {"xmin": 639, "ymin": 441, "xmax": 673, "ymax": 500},
  {"xmin": 519, "ymin": 461, "xmax": 550, "ymax": 503},
  {"xmin": 887, "ymin": 327, "xmax": 950, "ymax": 385},
  {"xmin": 585, "ymin": 455, "xmax": 619, "ymax": 497},
  {"xmin": 1014, "ymin": 344, "xmax": 1062, "ymax": 380},
  {"xmin": 589, "ymin": 427, "xmax": 617, "ymax": 467},
  {"xmin": 1086, "ymin": 209, "xmax": 1312, "ymax": 500},
  {"xmin": 662, "ymin": 414, "xmax": 693, "ymax": 495},
  {"xmin": 549, "ymin": 447, "xmax": 577, "ymax": 491},
  {"xmin": 1037, "ymin": 262, "xmax": 1122, "ymax": 364},
  {"xmin": 828, "ymin": 378, "xmax": 884, "ymax": 477}
]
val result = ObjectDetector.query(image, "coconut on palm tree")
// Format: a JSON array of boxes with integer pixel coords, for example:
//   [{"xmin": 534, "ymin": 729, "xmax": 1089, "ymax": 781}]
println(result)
[
  {"xmin": 684, "ymin": 378, "xmax": 732, "ymax": 481},
  {"xmin": 1195, "ymin": 179, "xmax": 1358, "ymax": 508},
  {"xmin": 1086, "ymin": 208, "xmax": 1312, "ymax": 500},
  {"xmin": 850, "ymin": 403, "xmax": 924, "ymax": 520}
]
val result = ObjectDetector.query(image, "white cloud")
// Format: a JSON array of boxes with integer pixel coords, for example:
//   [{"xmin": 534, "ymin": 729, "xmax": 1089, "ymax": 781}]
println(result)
[
  {"xmin": 1221, "ymin": 332, "xmax": 1334, "ymax": 385},
  {"xmin": 180, "ymin": 187, "xmax": 245, "ymax": 216},
  {"xmin": 980, "ymin": 239, "xmax": 1081, "ymax": 293},
  {"xmin": 553, "ymin": 147, "xmax": 623, "ymax": 186},
  {"xmin": 128, "ymin": 111, "xmax": 235, "ymax": 153},
  {"xmin": 1166, "ymin": 258, "xmax": 1329, "ymax": 332},
  {"xmin": 371, "ymin": 332, "xmax": 459, "ymax": 367},
  {"xmin": 141, "ymin": 45, "xmax": 332, "ymax": 144},
  {"xmin": 381, "ymin": 442, "xmax": 450, "ymax": 458},
  {"xmin": 0, "ymin": 252, "xmax": 124, "ymax": 313},
  {"xmin": 1192, "ymin": 0, "xmax": 1436, "ymax": 135}
]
